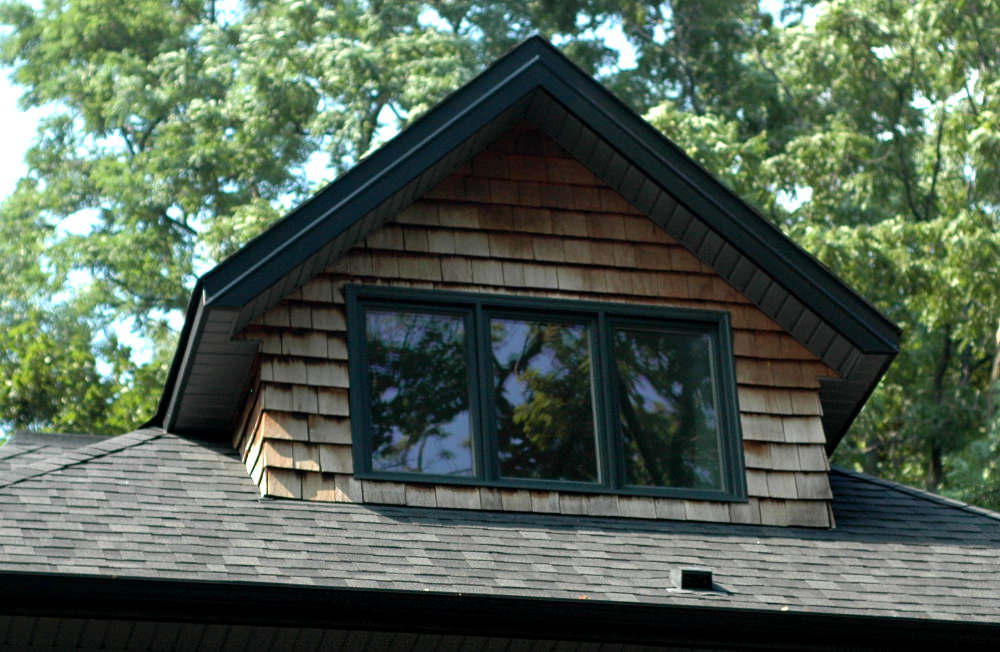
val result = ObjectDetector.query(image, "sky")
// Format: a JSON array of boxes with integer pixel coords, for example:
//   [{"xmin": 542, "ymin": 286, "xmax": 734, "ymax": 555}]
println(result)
[{"xmin": 0, "ymin": 71, "xmax": 38, "ymax": 201}]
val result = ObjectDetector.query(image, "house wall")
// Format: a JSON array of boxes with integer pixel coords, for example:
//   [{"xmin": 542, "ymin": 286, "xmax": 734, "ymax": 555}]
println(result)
[{"xmin": 234, "ymin": 126, "xmax": 837, "ymax": 527}]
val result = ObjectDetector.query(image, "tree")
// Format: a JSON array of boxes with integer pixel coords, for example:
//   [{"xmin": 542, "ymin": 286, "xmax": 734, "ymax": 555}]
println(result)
[
  {"xmin": 764, "ymin": 0, "xmax": 1000, "ymax": 499},
  {"xmin": 0, "ymin": 0, "xmax": 758, "ymax": 435},
  {"xmin": 0, "ymin": 0, "xmax": 630, "ymax": 437},
  {"xmin": 645, "ymin": 0, "xmax": 1000, "ymax": 498}
]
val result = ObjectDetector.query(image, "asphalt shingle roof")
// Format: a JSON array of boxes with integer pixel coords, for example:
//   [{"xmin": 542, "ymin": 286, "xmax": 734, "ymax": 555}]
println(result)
[
  {"xmin": 0, "ymin": 432, "xmax": 110, "ymax": 477},
  {"xmin": 1, "ymin": 429, "xmax": 998, "ymax": 623}
]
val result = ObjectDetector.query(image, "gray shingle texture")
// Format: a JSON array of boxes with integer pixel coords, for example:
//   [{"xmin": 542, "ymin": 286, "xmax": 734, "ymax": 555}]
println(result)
[{"xmin": 1, "ymin": 428, "xmax": 998, "ymax": 623}]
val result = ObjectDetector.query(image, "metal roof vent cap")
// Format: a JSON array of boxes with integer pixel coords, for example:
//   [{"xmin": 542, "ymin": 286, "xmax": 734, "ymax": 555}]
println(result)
[{"xmin": 672, "ymin": 566, "xmax": 714, "ymax": 591}]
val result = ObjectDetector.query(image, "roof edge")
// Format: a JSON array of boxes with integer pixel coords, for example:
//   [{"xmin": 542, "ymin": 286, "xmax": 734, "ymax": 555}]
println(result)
[
  {"xmin": 151, "ymin": 280, "xmax": 208, "ymax": 431},
  {"xmin": 195, "ymin": 35, "xmax": 900, "ymax": 356},
  {"xmin": 831, "ymin": 466, "xmax": 1000, "ymax": 522},
  {"xmin": 198, "ymin": 39, "xmax": 553, "ymax": 307},
  {"xmin": 525, "ymin": 58, "xmax": 900, "ymax": 353},
  {"xmin": 825, "ymin": 352, "xmax": 895, "ymax": 453},
  {"xmin": 1, "ymin": 571, "xmax": 997, "ymax": 648}
]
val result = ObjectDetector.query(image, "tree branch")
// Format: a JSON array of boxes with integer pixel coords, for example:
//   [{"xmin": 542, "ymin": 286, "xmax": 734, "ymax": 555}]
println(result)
[
  {"xmin": 119, "ymin": 127, "xmax": 136, "ymax": 159},
  {"xmin": 963, "ymin": 80, "xmax": 981, "ymax": 119},
  {"xmin": 138, "ymin": 115, "xmax": 165, "ymax": 152},
  {"xmin": 928, "ymin": 327, "xmax": 954, "ymax": 492},
  {"xmin": 891, "ymin": 84, "xmax": 925, "ymax": 221},
  {"xmin": 924, "ymin": 104, "xmax": 946, "ymax": 221},
  {"xmin": 160, "ymin": 211, "xmax": 197, "ymax": 236}
]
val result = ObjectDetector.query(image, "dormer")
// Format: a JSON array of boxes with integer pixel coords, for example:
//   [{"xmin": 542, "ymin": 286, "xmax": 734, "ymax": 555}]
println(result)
[{"xmin": 154, "ymin": 38, "xmax": 900, "ymax": 529}]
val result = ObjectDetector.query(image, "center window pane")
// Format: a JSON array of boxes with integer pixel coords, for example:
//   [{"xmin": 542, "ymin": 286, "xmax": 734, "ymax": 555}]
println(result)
[
  {"xmin": 491, "ymin": 317, "xmax": 598, "ymax": 482},
  {"xmin": 614, "ymin": 326, "xmax": 723, "ymax": 490},
  {"xmin": 366, "ymin": 309, "xmax": 473, "ymax": 476}
]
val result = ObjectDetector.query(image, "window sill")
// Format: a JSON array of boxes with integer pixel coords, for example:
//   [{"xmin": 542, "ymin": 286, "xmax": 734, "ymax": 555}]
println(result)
[{"xmin": 354, "ymin": 471, "xmax": 748, "ymax": 503}]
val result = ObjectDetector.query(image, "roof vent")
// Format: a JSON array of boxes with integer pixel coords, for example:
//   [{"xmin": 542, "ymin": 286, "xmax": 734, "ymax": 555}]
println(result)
[{"xmin": 672, "ymin": 567, "xmax": 714, "ymax": 591}]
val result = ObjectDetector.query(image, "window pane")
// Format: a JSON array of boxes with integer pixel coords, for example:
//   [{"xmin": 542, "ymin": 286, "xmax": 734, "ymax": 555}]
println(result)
[
  {"xmin": 492, "ymin": 318, "xmax": 598, "ymax": 482},
  {"xmin": 614, "ymin": 326, "xmax": 722, "ymax": 490},
  {"xmin": 366, "ymin": 309, "xmax": 473, "ymax": 476}
]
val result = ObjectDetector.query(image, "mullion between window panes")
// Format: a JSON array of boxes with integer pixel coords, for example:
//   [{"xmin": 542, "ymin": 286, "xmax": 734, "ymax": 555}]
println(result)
[
  {"xmin": 595, "ymin": 312, "xmax": 622, "ymax": 490},
  {"xmin": 473, "ymin": 302, "xmax": 500, "ymax": 482}
]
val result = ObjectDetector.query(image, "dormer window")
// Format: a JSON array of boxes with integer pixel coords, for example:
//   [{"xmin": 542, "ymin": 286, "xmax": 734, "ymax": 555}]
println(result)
[{"xmin": 347, "ymin": 286, "xmax": 746, "ymax": 501}]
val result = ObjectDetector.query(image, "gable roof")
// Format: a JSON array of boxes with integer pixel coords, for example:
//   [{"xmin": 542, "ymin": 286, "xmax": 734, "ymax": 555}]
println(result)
[
  {"xmin": 154, "ymin": 37, "xmax": 900, "ymax": 452},
  {"xmin": 1, "ymin": 429, "xmax": 999, "ymax": 647}
]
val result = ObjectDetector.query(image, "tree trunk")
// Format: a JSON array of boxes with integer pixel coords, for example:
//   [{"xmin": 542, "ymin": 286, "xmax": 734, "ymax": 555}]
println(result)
[
  {"xmin": 988, "ymin": 319, "xmax": 1000, "ymax": 422},
  {"xmin": 928, "ymin": 441, "xmax": 944, "ymax": 493},
  {"xmin": 927, "ymin": 331, "xmax": 953, "ymax": 492}
]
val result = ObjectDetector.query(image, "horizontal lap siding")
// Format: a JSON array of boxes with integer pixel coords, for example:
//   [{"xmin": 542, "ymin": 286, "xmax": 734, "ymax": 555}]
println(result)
[{"xmin": 236, "ymin": 126, "xmax": 835, "ymax": 527}]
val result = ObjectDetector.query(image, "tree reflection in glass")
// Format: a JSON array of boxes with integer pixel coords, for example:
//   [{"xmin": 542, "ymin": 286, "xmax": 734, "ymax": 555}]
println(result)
[
  {"xmin": 614, "ymin": 327, "xmax": 722, "ymax": 489},
  {"xmin": 492, "ymin": 318, "xmax": 598, "ymax": 482},
  {"xmin": 366, "ymin": 309, "xmax": 473, "ymax": 476}
]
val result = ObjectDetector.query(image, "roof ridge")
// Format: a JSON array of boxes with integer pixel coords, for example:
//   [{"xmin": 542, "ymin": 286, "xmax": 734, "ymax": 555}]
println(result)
[
  {"xmin": 0, "ymin": 428, "xmax": 165, "ymax": 491},
  {"xmin": 830, "ymin": 465, "xmax": 1000, "ymax": 523},
  {"xmin": 0, "ymin": 443, "xmax": 46, "ymax": 462}
]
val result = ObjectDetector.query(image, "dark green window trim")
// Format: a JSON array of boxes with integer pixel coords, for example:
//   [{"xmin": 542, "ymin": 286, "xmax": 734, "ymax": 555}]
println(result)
[{"xmin": 346, "ymin": 285, "xmax": 747, "ymax": 502}]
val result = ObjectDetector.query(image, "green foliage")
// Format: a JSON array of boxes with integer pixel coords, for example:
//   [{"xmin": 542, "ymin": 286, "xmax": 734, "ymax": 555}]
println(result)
[
  {"xmin": 632, "ymin": 0, "xmax": 1000, "ymax": 504},
  {"xmin": 0, "ymin": 0, "xmax": 473, "ymax": 435},
  {"xmin": 770, "ymin": 1, "xmax": 1000, "ymax": 500},
  {"xmin": 644, "ymin": 101, "xmax": 775, "ymax": 214},
  {"xmin": 1, "ymin": 0, "xmax": 997, "ymax": 509},
  {"xmin": 0, "ymin": 309, "xmax": 111, "ymax": 433}
]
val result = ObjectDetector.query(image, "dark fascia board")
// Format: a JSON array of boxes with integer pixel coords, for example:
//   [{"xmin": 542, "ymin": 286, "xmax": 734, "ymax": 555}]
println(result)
[
  {"xmin": 198, "ymin": 42, "xmax": 545, "ymax": 309},
  {"xmin": 148, "ymin": 278, "xmax": 207, "ymax": 429},
  {"xmin": 524, "ymin": 51, "xmax": 899, "ymax": 354},
  {"xmin": 823, "ymin": 352, "xmax": 895, "ymax": 455},
  {"xmin": 1, "ymin": 572, "xmax": 997, "ymax": 651},
  {"xmin": 196, "ymin": 36, "xmax": 899, "ymax": 355}
]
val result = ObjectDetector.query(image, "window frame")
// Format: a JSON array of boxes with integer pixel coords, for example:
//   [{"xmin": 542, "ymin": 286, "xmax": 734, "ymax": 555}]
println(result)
[{"xmin": 346, "ymin": 285, "xmax": 747, "ymax": 502}]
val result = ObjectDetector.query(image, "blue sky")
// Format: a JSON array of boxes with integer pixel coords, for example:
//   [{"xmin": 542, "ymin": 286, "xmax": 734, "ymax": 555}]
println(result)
[{"xmin": 0, "ymin": 71, "xmax": 39, "ymax": 200}]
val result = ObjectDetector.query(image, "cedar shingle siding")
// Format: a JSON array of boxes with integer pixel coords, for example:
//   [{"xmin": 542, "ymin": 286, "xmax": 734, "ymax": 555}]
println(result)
[{"xmin": 235, "ymin": 127, "xmax": 837, "ymax": 527}]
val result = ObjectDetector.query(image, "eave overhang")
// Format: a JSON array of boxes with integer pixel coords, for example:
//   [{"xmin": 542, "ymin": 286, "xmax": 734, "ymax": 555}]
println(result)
[
  {"xmin": 2, "ymin": 572, "xmax": 995, "ymax": 651},
  {"xmin": 154, "ymin": 37, "xmax": 900, "ymax": 452}
]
